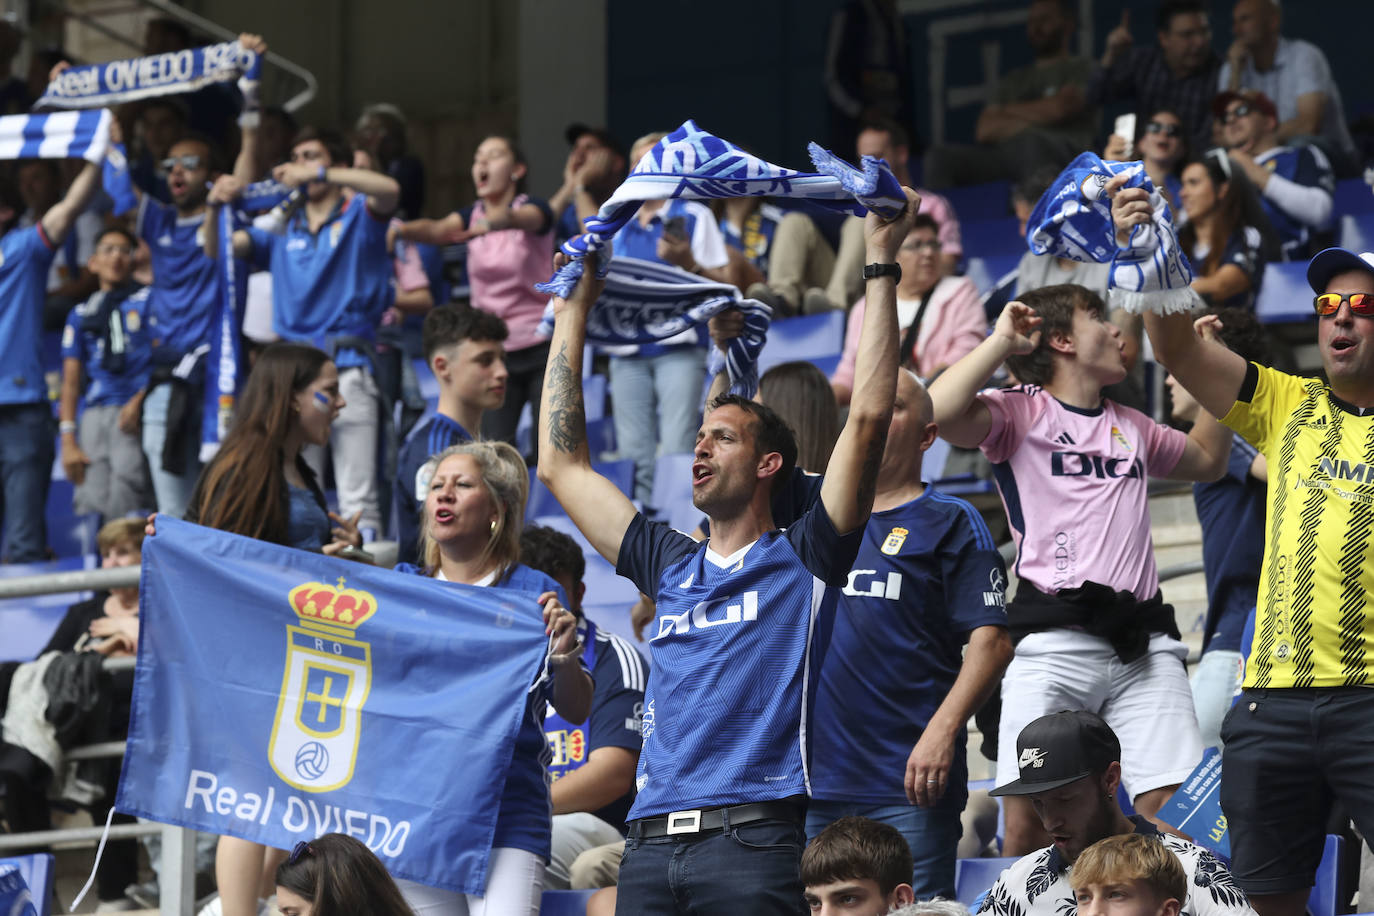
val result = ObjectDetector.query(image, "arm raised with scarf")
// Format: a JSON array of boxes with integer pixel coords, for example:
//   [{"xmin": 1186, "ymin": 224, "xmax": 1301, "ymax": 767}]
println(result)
[
  {"xmin": 536, "ymin": 253, "xmax": 637, "ymax": 566},
  {"xmin": 927, "ymin": 301, "xmax": 1042, "ymax": 447},
  {"xmin": 41, "ymin": 157, "xmax": 102, "ymax": 247},
  {"xmin": 1109, "ymin": 176, "xmax": 1248, "ymax": 421}
]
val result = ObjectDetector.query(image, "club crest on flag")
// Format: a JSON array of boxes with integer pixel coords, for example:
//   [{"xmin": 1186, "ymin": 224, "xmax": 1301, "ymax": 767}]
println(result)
[
  {"xmin": 880, "ymin": 527, "xmax": 909, "ymax": 555},
  {"xmin": 268, "ymin": 577, "xmax": 378, "ymax": 793}
]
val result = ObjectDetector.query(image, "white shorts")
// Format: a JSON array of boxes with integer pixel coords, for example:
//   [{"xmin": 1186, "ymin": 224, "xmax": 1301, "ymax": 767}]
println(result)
[
  {"xmin": 396, "ymin": 846, "xmax": 544, "ymax": 916},
  {"xmin": 995, "ymin": 630, "xmax": 1202, "ymax": 799}
]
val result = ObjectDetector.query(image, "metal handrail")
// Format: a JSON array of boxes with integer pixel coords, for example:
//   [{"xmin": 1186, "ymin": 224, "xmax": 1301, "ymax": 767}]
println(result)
[
  {"xmin": 0, "ymin": 565, "xmax": 137, "ymax": 599},
  {"xmin": 50, "ymin": 0, "xmax": 318, "ymax": 112}
]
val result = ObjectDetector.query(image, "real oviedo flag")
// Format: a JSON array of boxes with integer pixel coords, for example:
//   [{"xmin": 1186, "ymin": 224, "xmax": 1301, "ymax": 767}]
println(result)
[{"xmin": 117, "ymin": 517, "xmax": 550, "ymax": 895}]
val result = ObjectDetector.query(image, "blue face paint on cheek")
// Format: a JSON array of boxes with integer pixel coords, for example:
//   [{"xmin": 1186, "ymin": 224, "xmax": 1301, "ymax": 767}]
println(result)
[{"xmin": 313, "ymin": 391, "xmax": 332, "ymax": 413}]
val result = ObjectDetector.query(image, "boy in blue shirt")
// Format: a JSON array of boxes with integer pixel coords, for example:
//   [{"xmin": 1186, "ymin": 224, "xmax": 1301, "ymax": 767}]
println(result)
[
  {"xmin": 58, "ymin": 226, "xmax": 154, "ymax": 521},
  {"xmin": 0, "ymin": 151, "xmax": 104, "ymax": 562},
  {"xmin": 535, "ymin": 187, "xmax": 920, "ymax": 914},
  {"xmin": 216, "ymin": 126, "xmax": 400, "ymax": 538}
]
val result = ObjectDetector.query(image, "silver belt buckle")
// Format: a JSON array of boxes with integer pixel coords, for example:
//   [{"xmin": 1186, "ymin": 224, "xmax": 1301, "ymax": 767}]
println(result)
[{"xmin": 665, "ymin": 809, "xmax": 702, "ymax": 835}]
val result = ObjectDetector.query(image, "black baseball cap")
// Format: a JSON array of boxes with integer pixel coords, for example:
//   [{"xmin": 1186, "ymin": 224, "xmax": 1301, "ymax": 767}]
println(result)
[
  {"xmin": 989, "ymin": 710, "xmax": 1121, "ymax": 797},
  {"xmin": 1307, "ymin": 247, "xmax": 1374, "ymax": 296}
]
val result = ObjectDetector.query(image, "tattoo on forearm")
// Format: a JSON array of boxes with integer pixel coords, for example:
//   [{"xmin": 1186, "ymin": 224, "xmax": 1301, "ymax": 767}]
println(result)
[
  {"xmin": 545, "ymin": 342, "xmax": 586, "ymax": 454},
  {"xmin": 855, "ymin": 431, "xmax": 887, "ymax": 514}
]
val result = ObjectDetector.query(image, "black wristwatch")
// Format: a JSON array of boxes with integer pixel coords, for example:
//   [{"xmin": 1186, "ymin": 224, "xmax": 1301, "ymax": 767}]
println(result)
[{"xmin": 863, "ymin": 261, "xmax": 902, "ymax": 283}]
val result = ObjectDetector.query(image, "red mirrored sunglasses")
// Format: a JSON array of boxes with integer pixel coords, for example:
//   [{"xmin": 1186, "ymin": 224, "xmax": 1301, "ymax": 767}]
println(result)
[{"xmin": 1314, "ymin": 293, "xmax": 1374, "ymax": 316}]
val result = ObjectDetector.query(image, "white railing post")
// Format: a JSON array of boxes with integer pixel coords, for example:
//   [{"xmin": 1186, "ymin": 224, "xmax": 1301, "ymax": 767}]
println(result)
[{"xmin": 160, "ymin": 825, "xmax": 197, "ymax": 915}]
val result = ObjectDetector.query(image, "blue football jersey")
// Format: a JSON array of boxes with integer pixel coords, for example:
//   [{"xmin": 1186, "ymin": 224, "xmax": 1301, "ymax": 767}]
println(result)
[
  {"xmin": 136, "ymin": 196, "xmax": 218, "ymax": 366},
  {"xmin": 247, "ymin": 195, "xmax": 394, "ymax": 363},
  {"xmin": 61, "ymin": 286, "xmax": 153, "ymax": 406},
  {"xmin": 809, "ymin": 489, "xmax": 1008, "ymax": 804},
  {"xmin": 0, "ymin": 224, "xmax": 57, "ymax": 404},
  {"xmin": 616, "ymin": 504, "xmax": 862, "ymax": 818},
  {"xmin": 1257, "ymin": 144, "xmax": 1335, "ymax": 260}
]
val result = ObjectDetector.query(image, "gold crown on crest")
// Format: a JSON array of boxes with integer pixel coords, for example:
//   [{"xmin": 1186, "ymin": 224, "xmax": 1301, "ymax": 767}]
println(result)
[{"xmin": 288, "ymin": 577, "xmax": 379, "ymax": 636}]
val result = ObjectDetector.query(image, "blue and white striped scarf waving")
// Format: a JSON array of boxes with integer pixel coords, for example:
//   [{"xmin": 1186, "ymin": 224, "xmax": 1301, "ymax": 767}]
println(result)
[{"xmin": 1028, "ymin": 152, "xmax": 1201, "ymax": 314}]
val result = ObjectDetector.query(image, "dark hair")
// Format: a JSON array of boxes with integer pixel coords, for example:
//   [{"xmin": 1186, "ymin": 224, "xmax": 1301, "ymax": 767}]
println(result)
[
  {"xmin": 479, "ymin": 135, "xmax": 530, "ymax": 195},
  {"xmin": 95, "ymin": 225, "xmax": 137, "ymax": 250},
  {"xmin": 759, "ymin": 362, "xmax": 839, "ymax": 474},
  {"xmin": 274, "ymin": 834, "xmax": 413, "ymax": 916},
  {"xmin": 16, "ymin": 158, "xmax": 60, "ymax": 183},
  {"xmin": 292, "ymin": 125, "xmax": 351, "ymax": 169},
  {"xmin": 146, "ymin": 17, "xmax": 192, "ymax": 50},
  {"xmin": 140, "ymin": 96, "xmax": 189, "ymax": 124},
  {"xmin": 910, "ymin": 213, "xmax": 939, "ymax": 236},
  {"xmin": 801, "ymin": 816, "xmax": 913, "ymax": 897},
  {"xmin": 1137, "ymin": 108, "xmax": 1190, "ymax": 172},
  {"xmin": 858, "ymin": 116, "xmax": 909, "ymax": 152},
  {"xmin": 708, "ymin": 393, "xmax": 798, "ymax": 498},
  {"xmin": 1156, "ymin": 0, "xmax": 1206, "ymax": 33},
  {"xmin": 188, "ymin": 343, "xmax": 331, "ymax": 544},
  {"xmin": 422, "ymin": 305, "xmax": 509, "ymax": 363},
  {"xmin": 520, "ymin": 525, "xmax": 586, "ymax": 593},
  {"xmin": 1206, "ymin": 306, "xmax": 1271, "ymax": 365},
  {"xmin": 1177, "ymin": 154, "xmax": 1277, "ymax": 277},
  {"xmin": 1013, "ymin": 167, "xmax": 1063, "ymax": 208},
  {"xmin": 169, "ymin": 131, "xmax": 223, "ymax": 174},
  {"xmin": 1005, "ymin": 284, "xmax": 1107, "ymax": 386},
  {"xmin": 263, "ymin": 106, "xmax": 298, "ymax": 134}
]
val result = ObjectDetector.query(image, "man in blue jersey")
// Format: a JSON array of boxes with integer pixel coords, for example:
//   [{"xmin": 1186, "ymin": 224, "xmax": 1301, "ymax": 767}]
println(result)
[
  {"xmin": 807, "ymin": 368, "xmax": 1013, "ymax": 900},
  {"xmin": 84, "ymin": 35, "xmax": 263, "ymax": 519},
  {"xmin": 536, "ymin": 185, "xmax": 919, "ymax": 914},
  {"xmin": 0, "ymin": 150, "xmax": 105, "ymax": 561},
  {"xmin": 1217, "ymin": 89, "xmax": 1334, "ymax": 261},
  {"xmin": 394, "ymin": 305, "xmax": 508, "ymax": 565},
  {"xmin": 521, "ymin": 524, "xmax": 649, "ymax": 890},
  {"xmin": 218, "ymin": 126, "xmax": 400, "ymax": 539}
]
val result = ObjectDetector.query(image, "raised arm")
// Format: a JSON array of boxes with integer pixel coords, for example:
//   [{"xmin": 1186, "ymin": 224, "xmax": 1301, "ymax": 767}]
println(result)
[
  {"xmin": 395, "ymin": 212, "xmax": 467, "ymax": 246},
  {"xmin": 927, "ymin": 301, "xmax": 1041, "ymax": 448},
  {"xmin": 41, "ymin": 160, "xmax": 101, "ymax": 245},
  {"xmin": 1108, "ymin": 176, "xmax": 1247, "ymax": 418},
  {"xmin": 231, "ymin": 33, "xmax": 267, "ymax": 186},
  {"xmin": 536, "ymin": 256, "xmax": 639, "ymax": 566},
  {"xmin": 273, "ymin": 160, "xmax": 400, "ymax": 218},
  {"xmin": 818, "ymin": 188, "xmax": 919, "ymax": 534},
  {"xmin": 203, "ymin": 176, "xmax": 253, "ymax": 260}
]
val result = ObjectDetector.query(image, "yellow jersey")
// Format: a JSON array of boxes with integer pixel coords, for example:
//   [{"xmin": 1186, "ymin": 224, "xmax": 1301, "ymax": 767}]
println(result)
[{"xmin": 1223, "ymin": 362, "xmax": 1374, "ymax": 689}]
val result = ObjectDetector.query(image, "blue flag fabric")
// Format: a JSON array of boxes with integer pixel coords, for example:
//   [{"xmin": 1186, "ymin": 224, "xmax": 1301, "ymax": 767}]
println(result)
[
  {"xmin": 35, "ymin": 41, "xmax": 260, "ymax": 110},
  {"xmin": 1027, "ymin": 152, "xmax": 1201, "ymax": 315},
  {"xmin": 0, "ymin": 109, "xmax": 110, "ymax": 163},
  {"xmin": 1157, "ymin": 748, "xmax": 1229, "ymax": 858},
  {"xmin": 536, "ymin": 257, "xmax": 772, "ymax": 397},
  {"xmin": 117, "ymin": 518, "xmax": 551, "ymax": 895}
]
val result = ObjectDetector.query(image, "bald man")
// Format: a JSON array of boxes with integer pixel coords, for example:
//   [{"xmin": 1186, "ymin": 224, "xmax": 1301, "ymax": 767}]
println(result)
[{"xmin": 806, "ymin": 370, "xmax": 1014, "ymax": 899}]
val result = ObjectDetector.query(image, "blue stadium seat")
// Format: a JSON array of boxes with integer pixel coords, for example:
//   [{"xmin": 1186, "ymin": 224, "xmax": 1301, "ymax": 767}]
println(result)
[
  {"xmin": 941, "ymin": 182, "xmax": 1012, "ymax": 222},
  {"xmin": 0, "ymin": 852, "xmax": 55, "ymax": 915},
  {"xmin": 651, "ymin": 452, "xmax": 698, "ymax": 534},
  {"xmin": 961, "ymin": 218, "xmax": 1024, "ymax": 258},
  {"xmin": 1339, "ymin": 213, "xmax": 1374, "ymax": 253},
  {"xmin": 1255, "ymin": 262, "xmax": 1313, "ymax": 324},
  {"xmin": 541, "ymin": 888, "xmax": 597, "ymax": 916},
  {"xmin": 1308, "ymin": 834, "xmax": 1346, "ymax": 916},
  {"xmin": 1333, "ymin": 178, "xmax": 1374, "ymax": 220},
  {"xmin": 955, "ymin": 856, "xmax": 1019, "ymax": 907},
  {"xmin": 758, "ymin": 311, "xmax": 847, "ymax": 375},
  {"xmin": 525, "ymin": 459, "xmax": 635, "ymax": 521},
  {"xmin": 965, "ymin": 253, "xmax": 1022, "ymax": 296}
]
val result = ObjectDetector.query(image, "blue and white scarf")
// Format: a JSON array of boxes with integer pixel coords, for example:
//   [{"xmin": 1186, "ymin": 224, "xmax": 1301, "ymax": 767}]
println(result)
[
  {"xmin": 0, "ymin": 109, "xmax": 110, "ymax": 163},
  {"xmin": 1028, "ymin": 152, "xmax": 1201, "ymax": 314},
  {"xmin": 536, "ymin": 119, "xmax": 906, "ymax": 299},
  {"xmin": 537, "ymin": 257, "xmax": 772, "ymax": 396},
  {"xmin": 34, "ymin": 40, "xmax": 260, "ymax": 110}
]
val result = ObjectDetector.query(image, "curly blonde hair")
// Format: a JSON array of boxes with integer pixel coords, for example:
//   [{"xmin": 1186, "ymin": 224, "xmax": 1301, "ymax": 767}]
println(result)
[{"xmin": 417, "ymin": 440, "xmax": 529, "ymax": 578}]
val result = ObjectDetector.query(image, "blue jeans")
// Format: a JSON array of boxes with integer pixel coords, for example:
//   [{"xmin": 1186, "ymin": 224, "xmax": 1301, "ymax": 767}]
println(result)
[
  {"xmin": 0, "ymin": 402, "xmax": 53, "ymax": 562},
  {"xmin": 619, "ymin": 817, "xmax": 807, "ymax": 915},
  {"xmin": 1191, "ymin": 648, "xmax": 1243, "ymax": 751},
  {"xmin": 141, "ymin": 382, "xmax": 201, "ymax": 520},
  {"xmin": 806, "ymin": 792, "xmax": 966, "ymax": 900},
  {"xmin": 609, "ymin": 347, "xmax": 706, "ymax": 503}
]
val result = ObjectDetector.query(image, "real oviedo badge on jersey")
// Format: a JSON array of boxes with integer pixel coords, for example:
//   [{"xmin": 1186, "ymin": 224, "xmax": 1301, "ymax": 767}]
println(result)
[
  {"xmin": 268, "ymin": 577, "xmax": 377, "ymax": 793},
  {"xmin": 881, "ymin": 527, "xmax": 909, "ymax": 555},
  {"xmin": 1111, "ymin": 425, "xmax": 1133, "ymax": 452}
]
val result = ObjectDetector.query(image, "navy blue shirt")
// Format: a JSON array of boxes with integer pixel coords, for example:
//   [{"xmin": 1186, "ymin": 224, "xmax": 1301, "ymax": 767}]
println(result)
[
  {"xmin": 0, "ymin": 224, "xmax": 57, "ymax": 404},
  {"xmin": 1256, "ymin": 145, "xmax": 1335, "ymax": 260},
  {"xmin": 394, "ymin": 413, "xmax": 474, "ymax": 566},
  {"xmin": 616, "ymin": 504, "xmax": 862, "ymax": 818},
  {"xmin": 61, "ymin": 286, "xmax": 153, "ymax": 407},
  {"xmin": 1194, "ymin": 434, "xmax": 1265, "ymax": 653},
  {"xmin": 136, "ymin": 196, "xmax": 218, "ymax": 366},
  {"xmin": 810, "ymin": 489, "xmax": 1007, "ymax": 803}
]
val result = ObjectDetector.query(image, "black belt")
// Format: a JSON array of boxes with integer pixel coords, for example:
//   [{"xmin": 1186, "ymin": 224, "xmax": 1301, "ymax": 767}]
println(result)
[{"xmin": 630, "ymin": 799, "xmax": 804, "ymax": 839}]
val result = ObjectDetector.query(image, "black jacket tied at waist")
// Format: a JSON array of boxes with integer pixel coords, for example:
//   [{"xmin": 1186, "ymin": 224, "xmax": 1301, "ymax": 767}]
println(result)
[{"xmin": 1008, "ymin": 582, "xmax": 1180, "ymax": 663}]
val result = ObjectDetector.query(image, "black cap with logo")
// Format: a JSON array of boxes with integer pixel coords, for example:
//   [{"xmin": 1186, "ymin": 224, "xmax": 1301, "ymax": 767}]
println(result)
[{"xmin": 989, "ymin": 710, "xmax": 1122, "ymax": 797}]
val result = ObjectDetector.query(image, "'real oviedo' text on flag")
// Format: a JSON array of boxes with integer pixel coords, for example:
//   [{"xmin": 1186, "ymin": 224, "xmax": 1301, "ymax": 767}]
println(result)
[{"xmin": 116, "ymin": 517, "xmax": 551, "ymax": 895}]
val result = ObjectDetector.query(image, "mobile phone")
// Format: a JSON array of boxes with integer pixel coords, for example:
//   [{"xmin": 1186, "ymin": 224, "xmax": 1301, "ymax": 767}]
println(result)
[
  {"xmin": 663, "ymin": 216, "xmax": 687, "ymax": 240},
  {"xmin": 335, "ymin": 545, "xmax": 375, "ymax": 564},
  {"xmin": 1113, "ymin": 114, "xmax": 1137, "ymax": 159}
]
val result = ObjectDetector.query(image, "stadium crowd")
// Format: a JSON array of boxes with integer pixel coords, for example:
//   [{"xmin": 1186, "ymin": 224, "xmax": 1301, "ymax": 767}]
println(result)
[{"xmin": 1, "ymin": 0, "xmax": 1373, "ymax": 914}]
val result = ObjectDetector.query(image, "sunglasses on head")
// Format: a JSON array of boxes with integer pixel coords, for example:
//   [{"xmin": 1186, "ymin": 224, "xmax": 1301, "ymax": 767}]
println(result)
[
  {"xmin": 1221, "ymin": 104, "xmax": 1256, "ymax": 124},
  {"xmin": 288, "ymin": 840, "xmax": 313, "ymax": 865},
  {"xmin": 1145, "ymin": 121, "xmax": 1181, "ymax": 137},
  {"xmin": 159, "ymin": 154, "xmax": 204, "ymax": 172},
  {"xmin": 1314, "ymin": 293, "xmax": 1374, "ymax": 316}
]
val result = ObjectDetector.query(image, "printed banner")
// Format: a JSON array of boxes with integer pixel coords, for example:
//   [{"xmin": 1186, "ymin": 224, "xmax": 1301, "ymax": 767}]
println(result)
[
  {"xmin": 117, "ymin": 518, "xmax": 550, "ymax": 894},
  {"xmin": 35, "ymin": 41, "xmax": 259, "ymax": 110},
  {"xmin": 1157, "ymin": 748, "xmax": 1229, "ymax": 859}
]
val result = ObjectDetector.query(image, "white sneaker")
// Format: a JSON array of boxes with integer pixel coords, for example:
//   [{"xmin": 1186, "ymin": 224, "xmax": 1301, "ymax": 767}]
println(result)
[{"xmin": 196, "ymin": 894, "xmax": 222, "ymax": 916}]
